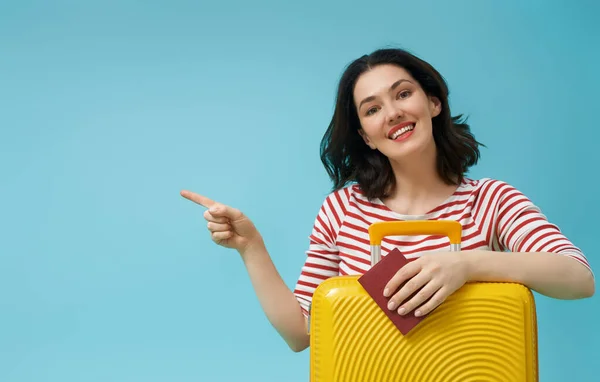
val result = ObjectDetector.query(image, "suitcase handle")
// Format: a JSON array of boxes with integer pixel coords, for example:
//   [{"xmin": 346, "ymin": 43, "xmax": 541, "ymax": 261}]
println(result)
[
  {"xmin": 368, "ymin": 220, "xmax": 462, "ymax": 265},
  {"xmin": 368, "ymin": 220, "xmax": 462, "ymax": 245}
]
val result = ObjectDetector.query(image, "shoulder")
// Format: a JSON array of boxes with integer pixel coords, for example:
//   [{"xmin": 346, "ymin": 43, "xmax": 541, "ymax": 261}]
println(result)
[
  {"xmin": 464, "ymin": 177, "xmax": 525, "ymax": 199},
  {"xmin": 321, "ymin": 183, "xmax": 374, "ymax": 207},
  {"xmin": 315, "ymin": 185, "xmax": 354, "ymax": 221},
  {"xmin": 466, "ymin": 177, "xmax": 539, "ymax": 216},
  {"xmin": 465, "ymin": 177, "xmax": 510, "ymax": 190},
  {"xmin": 317, "ymin": 183, "xmax": 384, "ymax": 219},
  {"xmin": 311, "ymin": 185, "xmax": 361, "ymax": 238}
]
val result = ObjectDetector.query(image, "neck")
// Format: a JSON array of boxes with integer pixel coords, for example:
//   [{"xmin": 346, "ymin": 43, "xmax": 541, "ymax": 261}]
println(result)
[
  {"xmin": 386, "ymin": 145, "xmax": 457, "ymax": 206},
  {"xmin": 390, "ymin": 163, "xmax": 440, "ymax": 200}
]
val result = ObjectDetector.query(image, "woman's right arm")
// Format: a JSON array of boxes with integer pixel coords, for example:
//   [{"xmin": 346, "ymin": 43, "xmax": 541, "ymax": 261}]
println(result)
[
  {"xmin": 239, "ymin": 241, "xmax": 310, "ymax": 352},
  {"xmin": 180, "ymin": 190, "xmax": 310, "ymax": 352}
]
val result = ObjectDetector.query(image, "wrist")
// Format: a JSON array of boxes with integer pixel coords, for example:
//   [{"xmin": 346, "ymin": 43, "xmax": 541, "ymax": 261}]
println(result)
[
  {"xmin": 462, "ymin": 250, "xmax": 483, "ymax": 282},
  {"xmin": 239, "ymin": 236, "xmax": 266, "ymax": 259}
]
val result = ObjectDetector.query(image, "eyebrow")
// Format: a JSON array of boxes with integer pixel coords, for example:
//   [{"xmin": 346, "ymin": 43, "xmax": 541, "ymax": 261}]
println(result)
[{"xmin": 358, "ymin": 79, "xmax": 413, "ymax": 110}]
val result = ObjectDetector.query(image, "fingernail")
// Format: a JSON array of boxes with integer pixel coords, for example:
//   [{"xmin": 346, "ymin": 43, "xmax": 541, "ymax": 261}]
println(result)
[
  {"xmin": 388, "ymin": 301, "xmax": 396, "ymax": 310},
  {"xmin": 383, "ymin": 288, "xmax": 389, "ymax": 297},
  {"xmin": 415, "ymin": 310, "xmax": 421, "ymax": 317},
  {"xmin": 398, "ymin": 307, "xmax": 406, "ymax": 315},
  {"xmin": 209, "ymin": 207, "xmax": 218, "ymax": 213}
]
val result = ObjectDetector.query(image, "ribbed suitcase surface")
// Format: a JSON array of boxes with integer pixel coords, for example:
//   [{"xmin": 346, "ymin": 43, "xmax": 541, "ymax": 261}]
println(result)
[{"xmin": 309, "ymin": 277, "xmax": 538, "ymax": 382}]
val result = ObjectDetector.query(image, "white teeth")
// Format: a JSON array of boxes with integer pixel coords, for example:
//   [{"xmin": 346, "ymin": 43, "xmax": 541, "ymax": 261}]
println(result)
[{"xmin": 390, "ymin": 124, "xmax": 415, "ymax": 139}]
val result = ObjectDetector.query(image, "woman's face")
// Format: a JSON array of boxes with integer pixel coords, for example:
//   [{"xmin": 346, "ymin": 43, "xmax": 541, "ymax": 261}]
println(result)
[{"xmin": 353, "ymin": 64, "xmax": 441, "ymax": 162}]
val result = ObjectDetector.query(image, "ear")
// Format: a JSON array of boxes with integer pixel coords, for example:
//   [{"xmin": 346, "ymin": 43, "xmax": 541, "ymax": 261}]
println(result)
[
  {"xmin": 358, "ymin": 129, "xmax": 377, "ymax": 149},
  {"xmin": 429, "ymin": 96, "xmax": 442, "ymax": 117}
]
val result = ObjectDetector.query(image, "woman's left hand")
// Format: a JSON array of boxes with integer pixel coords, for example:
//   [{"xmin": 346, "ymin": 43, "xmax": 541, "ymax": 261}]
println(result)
[{"xmin": 383, "ymin": 251, "xmax": 471, "ymax": 317}]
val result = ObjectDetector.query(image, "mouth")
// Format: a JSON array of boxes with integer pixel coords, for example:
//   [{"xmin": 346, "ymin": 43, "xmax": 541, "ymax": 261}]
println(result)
[{"xmin": 387, "ymin": 122, "xmax": 416, "ymax": 140}]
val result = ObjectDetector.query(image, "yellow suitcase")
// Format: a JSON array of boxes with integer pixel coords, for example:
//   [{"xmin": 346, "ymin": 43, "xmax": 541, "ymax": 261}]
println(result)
[{"xmin": 308, "ymin": 220, "xmax": 538, "ymax": 382}]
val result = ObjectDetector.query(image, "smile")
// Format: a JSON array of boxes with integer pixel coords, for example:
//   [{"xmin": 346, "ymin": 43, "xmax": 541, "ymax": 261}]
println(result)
[{"xmin": 388, "ymin": 123, "xmax": 415, "ymax": 141}]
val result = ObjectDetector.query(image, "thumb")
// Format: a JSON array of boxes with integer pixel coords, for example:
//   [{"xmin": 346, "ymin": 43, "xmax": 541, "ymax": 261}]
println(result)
[{"xmin": 209, "ymin": 204, "xmax": 244, "ymax": 221}]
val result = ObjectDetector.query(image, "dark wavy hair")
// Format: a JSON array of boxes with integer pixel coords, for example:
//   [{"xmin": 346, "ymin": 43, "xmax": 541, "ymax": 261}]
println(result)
[{"xmin": 320, "ymin": 48, "xmax": 483, "ymax": 200}]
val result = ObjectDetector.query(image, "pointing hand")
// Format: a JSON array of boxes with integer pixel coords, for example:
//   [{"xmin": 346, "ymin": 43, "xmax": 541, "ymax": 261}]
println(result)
[{"xmin": 181, "ymin": 190, "xmax": 263, "ymax": 253}]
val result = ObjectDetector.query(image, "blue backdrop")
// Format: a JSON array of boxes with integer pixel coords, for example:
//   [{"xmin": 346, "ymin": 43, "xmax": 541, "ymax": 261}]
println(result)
[{"xmin": 1, "ymin": 1, "xmax": 598, "ymax": 381}]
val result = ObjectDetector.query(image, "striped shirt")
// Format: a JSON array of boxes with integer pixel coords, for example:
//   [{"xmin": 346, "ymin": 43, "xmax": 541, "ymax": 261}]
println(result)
[{"xmin": 293, "ymin": 177, "xmax": 592, "ymax": 316}]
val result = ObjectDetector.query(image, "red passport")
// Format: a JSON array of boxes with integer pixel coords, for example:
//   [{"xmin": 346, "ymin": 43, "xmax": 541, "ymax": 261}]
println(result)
[{"xmin": 358, "ymin": 248, "xmax": 426, "ymax": 335}]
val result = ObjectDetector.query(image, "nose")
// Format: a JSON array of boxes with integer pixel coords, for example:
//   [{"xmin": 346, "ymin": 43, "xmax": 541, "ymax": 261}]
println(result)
[{"xmin": 386, "ymin": 104, "xmax": 404, "ymax": 123}]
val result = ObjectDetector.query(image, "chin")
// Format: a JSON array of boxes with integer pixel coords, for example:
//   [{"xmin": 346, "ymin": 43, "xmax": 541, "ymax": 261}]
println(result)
[{"xmin": 384, "ymin": 139, "xmax": 431, "ymax": 161}]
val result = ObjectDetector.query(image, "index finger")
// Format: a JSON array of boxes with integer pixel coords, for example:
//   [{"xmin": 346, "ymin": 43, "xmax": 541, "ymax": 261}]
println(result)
[
  {"xmin": 180, "ymin": 190, "xmax": 216, "ymax": 208},
  {"xmin": 383, "ymin": 261, "xmax": 421, "ymax": 297}
]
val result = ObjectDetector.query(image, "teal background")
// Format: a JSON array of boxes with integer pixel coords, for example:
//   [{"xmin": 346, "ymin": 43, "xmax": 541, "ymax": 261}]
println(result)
[{"xmin": 1, "ymin": 1, "xmax": 598, "ymax": 381}]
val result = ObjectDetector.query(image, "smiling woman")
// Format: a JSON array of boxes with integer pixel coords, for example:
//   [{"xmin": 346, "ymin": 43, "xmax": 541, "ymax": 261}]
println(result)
[
  {"xmin": 322, "ymin": 51, "xmax": 481, "ymax": 204},
  {"xmin": 181, "ymin": 48, "xmax": 595, "ymax": 353}
]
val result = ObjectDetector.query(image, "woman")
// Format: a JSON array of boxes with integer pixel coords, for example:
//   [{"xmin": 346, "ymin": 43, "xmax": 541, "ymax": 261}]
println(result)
[{"xmin": 180, "ymin": 48, "xmax": 594, "ymax": 353}]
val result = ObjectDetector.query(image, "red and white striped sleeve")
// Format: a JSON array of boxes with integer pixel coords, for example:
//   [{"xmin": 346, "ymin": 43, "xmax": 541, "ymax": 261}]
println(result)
[
  {"xmin": 293, "ymin": 188, "xmax": 350, "ymax": 316},
  {"xmin": 482, "ymin": 180, "xmax": 592, "ymax": 273}
]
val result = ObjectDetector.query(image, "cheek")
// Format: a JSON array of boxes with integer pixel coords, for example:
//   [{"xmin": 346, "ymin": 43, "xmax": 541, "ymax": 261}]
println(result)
[
  {"xmin": 403, "ymin": 95, "xmax": 431, "ymax": 115},
  {"xmin": 360, "ymin": 117, "xmax": 384, "ymax": 137}
]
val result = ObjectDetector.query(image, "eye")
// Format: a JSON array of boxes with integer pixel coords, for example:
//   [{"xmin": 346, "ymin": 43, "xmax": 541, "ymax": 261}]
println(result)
[
  {"xmin": 365, "ymin": 107, "xmax": 378, "ymax": 116},
  {"xmin": 397, "ymin": 90, "xmax": 411, "ymax": 99}
]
